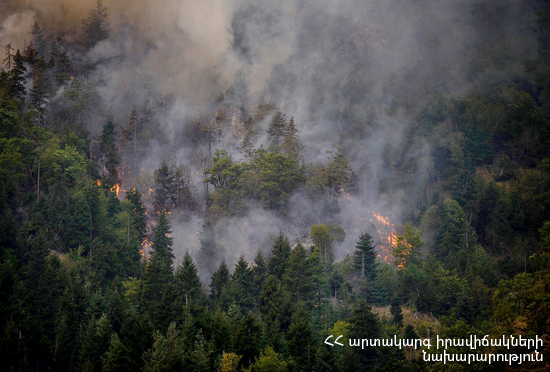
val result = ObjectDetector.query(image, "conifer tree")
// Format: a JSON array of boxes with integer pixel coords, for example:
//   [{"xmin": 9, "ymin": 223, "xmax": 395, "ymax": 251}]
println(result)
[
  {"xmin": 353, "ymin": 233, "xmax": 377, "ymax": 280},
  {"xmin": 30, "ymin": 59, "xmax": 50, "ymax": 124},
  {"xmin": 234, "ymin": 313, "xmax": 262, "ymax": 369},
  {"xmin": 210, "ymin": 260, "xmax": 230, "ymax": 301},
  {"xmin": 259, "ymin": 275, "xmax": 289, "ymax": 351},
  {"xmin": 346, "ymin": 299, "xmax": 380, "ymax": 370},
  {"xmin": 268, "ymin": 233, "xmax": 291, "ymax": 280},
  {"xmin": 125, "ymin": 188, "xmax": 147, "ymax": 243},
  {"xmin": 251, "ymin": 250, "xmax": 267, "ymax": 301},
  {"xmin": 283, "ymin": 243, "xmax": 313, "ymax": 305},
  {"xmin": 267, "ymin": 109, "xmax": 286, "ymax": 148},
  {"xmin": 238, "ymin": 128, "xmax": 254, "ymax": 163},
  {"xmin": 198, "ymin": 220, "xmax": 223, "ymax": 276},
  {"xmin": 9, "ymin": 50, "xmax": 26, "ymax": 100},
  {"xmin": 232, "ymin": 255, "xmax": 254, "ymax": 310},
  {"xmin": 390, "ymin": 297, "xmax": 404, "ymax": 328},
  {"xmin": 281, "ymin": 116, "xmax": 302, "ymax": 157},
  {"xmin": 175, "ymin": 251, "xmax": 202, "ymax": 306},
  {"xmin": 81, "ymin": 0, "xmax": 110, "ymax": 49},
  {"xmin": 153, "ymin": 160, "xmax": 175, "ymax": 213},
  {"xmin": 142, "ymin": 210, "xmax": 174, "ymax": 324},
  {"xmin": 100, "ymin": 118, "xmax": 119, "ymax": 190},
  {"xmin": 3, "ymin": 43, "xmax": 13, "ymax": 70},
  {"xmin": 288, "ymin": 302, "xmax": 316, "ymax": 372},
  {"xmin": 326, "ymin": 145, "xmax": 352, "ymax": 199}
]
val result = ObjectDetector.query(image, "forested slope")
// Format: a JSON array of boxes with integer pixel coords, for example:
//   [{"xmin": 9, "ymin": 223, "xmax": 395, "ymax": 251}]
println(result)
[{"xmin": 1, "ymin": 0, "xmax": 550, "ymax": 371}]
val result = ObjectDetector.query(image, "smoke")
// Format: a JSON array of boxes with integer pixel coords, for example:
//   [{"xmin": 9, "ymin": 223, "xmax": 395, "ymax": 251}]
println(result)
[
  {"xmin": 0, "ymin": 11, "xmax": 36, "ymax": 52},
  {"xmin": 2, "ymin": 0, "xmax": 540, "ymax": 278}
]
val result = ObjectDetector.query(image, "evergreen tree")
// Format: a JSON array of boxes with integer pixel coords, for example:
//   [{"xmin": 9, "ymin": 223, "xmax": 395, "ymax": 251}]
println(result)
[
  {"xmin": 287, "ymin": 302, "xmax": 316, "ymax": 372},
  {"xmin": 234, "ymin": 313, "xmax": 262, "ymax": 369},
  {"xmin": 175, "ymin": 251, "xmax": 202, "ymax": 306},
  {"xmin": 31, "ymin": 23, "xmax": 47, "ymax": 55},
  {"xmin": 30, "ymin": 58, "xmax": 50, "ymax": 124},
  {"xmin": 390, "ymin": 297, "xmax": 404, "ymax": 328},
  {"xmin": 326, "ymin": 145, "xmax": 352, "ymax": 199},
  {"xmin": 281, "ymin": 116, "xmax": 302, "ymax": 157},
  {"xmin": 346, "ymin": 299, "xmax": 380, "ymax": 370},
  {"xmin": 100, "ymin": 118, "xmax": 119, "ymax": 190},
  {"xmin": 141, "ymin": 210, "xmax": 174, "ymax": 326},
  {"xmin": 142, "ymin": 322, "xmax": 184, "ymax": 372},
  {"xmin": 103, "ymin": 335, "xmax": 133, "ymax": 372},
  {"xmin": 81, "ymin": 0, "xmax": 110, "ymax": 49},
  {"xmin": 125, "ymin": 187, "xmax": 147, "ymax": 243},
  {"xmin": 251, "ymin": 250, "xmax": 267, "ymax": 303},
  {"xmin": 266, "ymin": 109, "xmax": 286, "ymax": 148},
  {"xmin": 153, "ymin": 160, "xmax": 176, "ymax": 213},
  {"xmin": 353, "ymin": 233, "xmax": 377, "ymax": 281},
  {"xmin": 232, "ymin": 255, "xmax": 254, "ymax": 310},
  {"xmin": 55, "ymin": 51, "xmax": 72, "ymax": 83},
  {"xmin": 3, "ymin": 42, "xmax": 13, "ymax": 70},
  {"xmin": 283, "ymin": 243, "xmax": 313, "ymax": 305},
  {"xmin": 267, "ymin": 233, "xmax": 291, "ymax": 280},
  {"xmin": 197, "ymin": 220, "xmax": 223, "ymax": 276},
  {"xmin": 8, "ymin": 50, "xmax": 26, "ymax": 100},
  {"xmin": 259, "ymin": 275, "xmax": 290, "ymax": 351},
  {"xmin": 239, "ymin": 128, "xmax": 255, "ymax": 163},
  {"xmin": 210, "ymin": 260, "xmax": 230, "ymax": 301}
]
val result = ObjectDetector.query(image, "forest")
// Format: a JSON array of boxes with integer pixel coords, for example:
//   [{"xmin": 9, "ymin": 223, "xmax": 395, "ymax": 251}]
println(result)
[{"xmin": 1, "ymin": 0, "xmax": 550, "ymax": 371}]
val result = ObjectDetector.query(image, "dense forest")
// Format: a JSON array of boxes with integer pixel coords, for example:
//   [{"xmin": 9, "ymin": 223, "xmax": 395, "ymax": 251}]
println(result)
[{"xmin": 1, "ymin": 0, "xmax": 550, "ymax": 371}]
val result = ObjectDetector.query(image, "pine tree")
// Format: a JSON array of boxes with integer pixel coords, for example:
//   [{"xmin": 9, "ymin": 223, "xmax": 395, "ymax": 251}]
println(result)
[
  {"xmin": 234, "ymin": 313, "xmax": 262, "ymax": 369},
  {"xmin": 120, "ymin": 107, "xmax": 137, "ymax": 182},
  {"xmin": 267, "ymin": 109, "xmax": 286, "ymax": 148},
  {"xmin": 326, "ymin": 145, "xmax": 352, "ymax": 199},
  {"xmin": 346, "ymin": 299, "xmax": 380, "ymax": 370},
  {"xmin": 353, "ymin": 233, "xmax": 378, "ymax": 302},
  {"xmin": 197, "ymin": 219, "xmax": 223, "ymax": 276},
  {"xmin": 142, "ymin": 210, "xmax": 174, "ymax": 325},
  {"xmin": 9, "ymin": 50, "xmax": 26, "ymax": 100},
  {"xmin": 390, "ymin": 297, "xmax": 404, "ymax": 328},
  {"xmin": 81, "ymin": 0, "xmax": 110, "ymax": 49},
  {"xmin": 125, "ymin": 188, "xmax": 147, "ymax": 243},
  {"xmin": 288, "ymin": 302, "xmax": 316, "ymax": 372},
  {"xmin": 30, "ymin": 58, "xmax": 50, "ymax": 124},
  {"xmin": 31, "ymin": 23, "xmax": 46, "ymax": 55},
  {"xmin": 281, "ymin": 116, "xmax": 302, "ymax": 157},
  {"xmin": 210, "ymin": 260, "xmax": 230, "ymax": 301},
  {"xmin": 353, "ymin": 233, "xmax": 377, "ymax": 280},
  {"xmin": 259, "ymin": 275, "xmax": 290, "ymax": 351},
  {"xmin": 175, "ymin": 251, "xmax": 202, "ymax": 306},
  {"xmin": 100, "ymin": 118, "xmax": 119, "ymax": 190},
  {"xmin": 153, "ymin": 160, "xmax": 176, "ymax": 213},
  {"xmin": 268, "ymin": 233, "xmax": 291, "ymax": 280},
  {"xmin": 55, "ymin": 51, "xmax": 72, "ymax": 83},
  {"xmin": 238, "ymin": 128, "xmax": 254, "ymax": 163},
  {"xmin": 251, "ymin": 250, "xmax": 267, "ymax": 303},
  {"xmin": 3, "ymin": 43, "xmax": 13, "ymax": 70},
  {"xmin": 232, "ymin": 255, "xmax": 254, "ymax": 310},
  {"xmin": 283, "ymin": 243, "xmax": 313, "ymax": 305}
]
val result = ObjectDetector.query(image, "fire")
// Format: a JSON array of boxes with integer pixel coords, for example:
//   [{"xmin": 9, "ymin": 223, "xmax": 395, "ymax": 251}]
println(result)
[
  {"xmin": 373, "ymin": 212, "xmax": 392, "ymax": 227},
  {"xmin": 337, "ymin": 186, "xmax": 398, "ymax": 265},
  {"xmin": 96, "ymin": 179, "xmax": 102, "ymax": 187},
  {"xmin": 111, "ymin": 183, "xmax": 120, "ymax": 197}
]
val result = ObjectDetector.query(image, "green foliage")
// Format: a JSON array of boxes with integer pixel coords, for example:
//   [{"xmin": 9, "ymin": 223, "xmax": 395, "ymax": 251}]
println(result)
[
  {"xmin": 392, "ymin": 223, "xmax": 423, "ymax": 269},
  {"xmin": 81, "ymin": 0, "xmax": 110, "ymax": 49},
  {"xmin": 310, "ymin": 224, "xmax": 333, "ymax": 262},
  {"xmin": 210, "ymin": 260, "xmax": 230, "ymax": 301},
  {"xmin": 175, "ymin": 251, "xmax": 203, "ymax": 306},
  {"xmin": 268, "ymin": 233, "xmax": 291, "ymax": 280},
  {"xmin": 244, "ymin": 346, "xmax": 288, "ymax": 372}
]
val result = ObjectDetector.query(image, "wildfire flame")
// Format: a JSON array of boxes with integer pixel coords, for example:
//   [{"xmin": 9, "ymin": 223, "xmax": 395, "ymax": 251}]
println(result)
[{"xmin": 111, "ymin": 183, "xmax": 120, "ymax": 197}]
